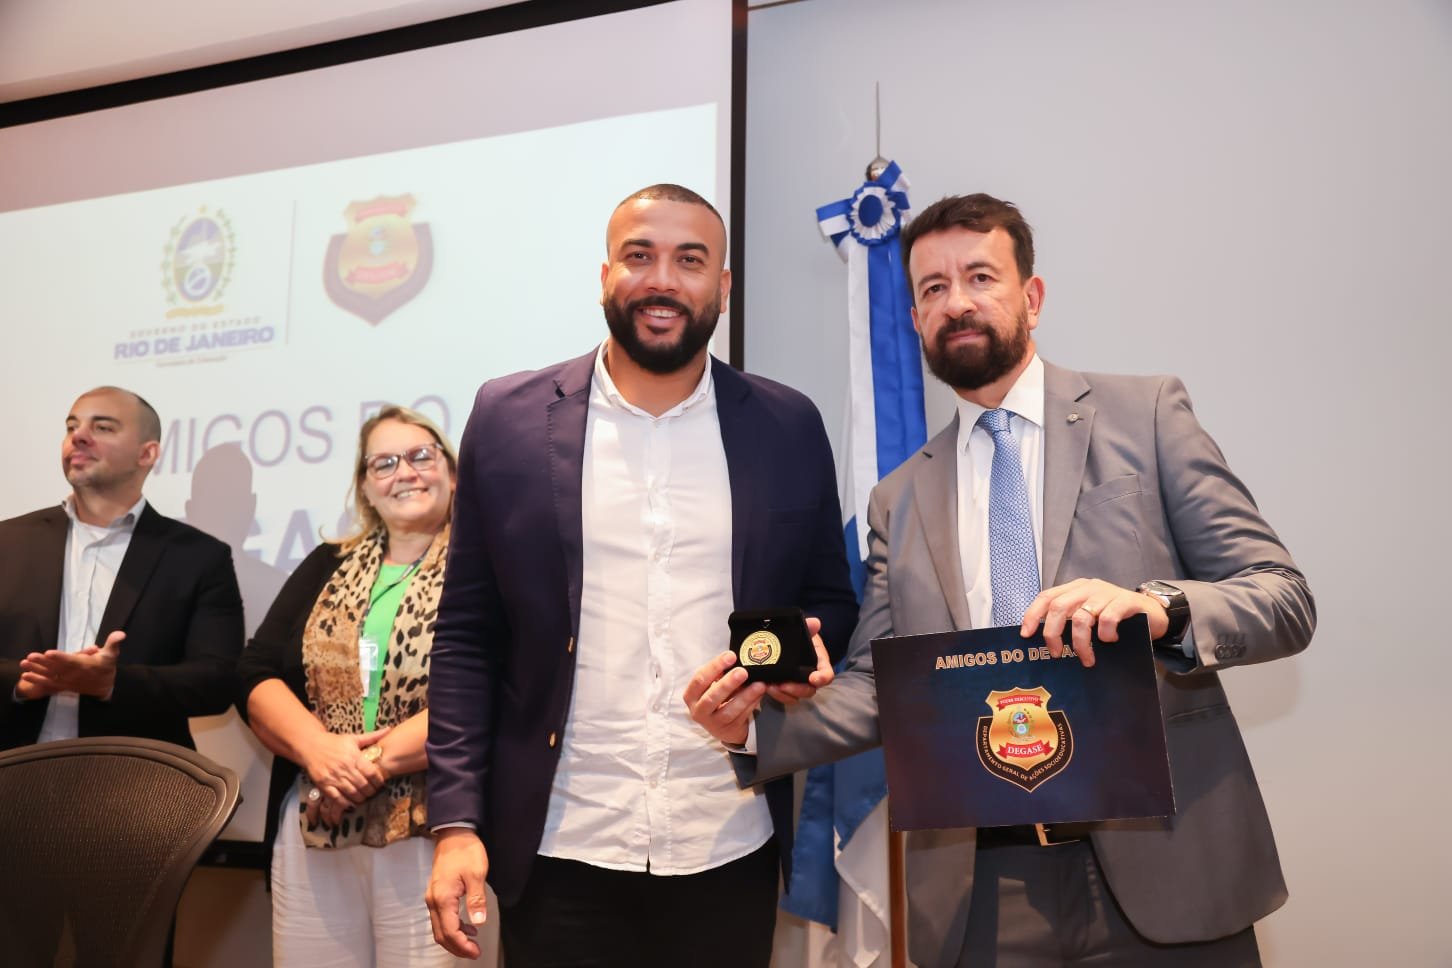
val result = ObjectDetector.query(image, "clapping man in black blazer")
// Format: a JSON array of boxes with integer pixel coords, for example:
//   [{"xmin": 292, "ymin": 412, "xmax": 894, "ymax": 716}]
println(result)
[{"xmin": 0, "ymin": 386, "xmax": 244, "ymax": 751}]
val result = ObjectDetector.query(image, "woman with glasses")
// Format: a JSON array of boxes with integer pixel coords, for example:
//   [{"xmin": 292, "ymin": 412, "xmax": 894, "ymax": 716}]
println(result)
[{"xmin": 237, "ymin": 404, "xmax": 467, "ymax": 966}]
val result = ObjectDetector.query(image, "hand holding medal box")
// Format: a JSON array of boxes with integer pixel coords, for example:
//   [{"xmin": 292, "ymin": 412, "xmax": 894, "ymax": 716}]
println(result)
[{"xmin": 728, "ymin": 608, "xmax": 817, "ymax": 684}]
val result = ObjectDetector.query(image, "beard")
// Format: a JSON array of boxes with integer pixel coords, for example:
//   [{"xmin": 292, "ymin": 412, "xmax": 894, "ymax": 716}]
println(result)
[
  {"xmin": 603, "ymin": 293, "xmax": 721, "ymax": 375},
  {"xmin": 921, "ymin": 307, "xmax": 1031, "ymax": 391},
  {"xmin": 62, "ymin": 453, "xmax": 117, "ymax": 491}
]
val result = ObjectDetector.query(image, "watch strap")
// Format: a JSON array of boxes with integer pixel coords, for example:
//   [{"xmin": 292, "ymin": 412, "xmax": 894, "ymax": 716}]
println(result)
[{"xmin": 1139, "ymin": 580, "xmax": 1190, "ymax": 645}]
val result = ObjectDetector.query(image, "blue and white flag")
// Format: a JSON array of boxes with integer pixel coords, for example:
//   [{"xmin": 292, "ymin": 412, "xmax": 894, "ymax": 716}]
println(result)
[{"xmin": 783, "ymin": 162, "xmax": 926, "ymax": 966}]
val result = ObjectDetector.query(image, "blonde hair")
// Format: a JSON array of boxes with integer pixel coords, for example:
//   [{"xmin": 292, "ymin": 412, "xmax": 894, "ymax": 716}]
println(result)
[{"xmin": 334, "ymin": 405, "xmax": 458, "ymax": 553}]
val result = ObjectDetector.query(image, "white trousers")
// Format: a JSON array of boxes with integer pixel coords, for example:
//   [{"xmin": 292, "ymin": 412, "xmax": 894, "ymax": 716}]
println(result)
[{"xmin": 271, "ymin": 782, "xmax": 470, "ymax": 968}]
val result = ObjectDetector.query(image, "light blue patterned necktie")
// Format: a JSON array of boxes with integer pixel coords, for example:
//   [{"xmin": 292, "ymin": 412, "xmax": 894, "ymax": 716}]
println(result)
[{"xmin": 977, "ymin": 408, "xmax": 1040, "ymax": 626}]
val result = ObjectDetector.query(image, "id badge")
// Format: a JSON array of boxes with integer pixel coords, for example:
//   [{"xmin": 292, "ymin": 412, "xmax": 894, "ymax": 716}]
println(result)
[{"xmin": 358, "ymin": 634, "xmax": 379, "ymax": 692}]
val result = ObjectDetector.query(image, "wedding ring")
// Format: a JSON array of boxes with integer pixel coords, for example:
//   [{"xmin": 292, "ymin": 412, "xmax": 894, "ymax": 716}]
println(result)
[
  {"xmin": 307, "ymin": 787, "xmax": 321, "ymax": 803},
  {"xmin": 1078, "ymin": 605, "xmax": 1098, "ymax": 618}
]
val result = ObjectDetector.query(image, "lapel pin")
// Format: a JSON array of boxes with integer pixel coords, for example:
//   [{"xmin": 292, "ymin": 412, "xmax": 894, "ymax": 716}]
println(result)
[{"xmin": 1067, "ymin": 412, "xmax": 1081, "ymax": 423}]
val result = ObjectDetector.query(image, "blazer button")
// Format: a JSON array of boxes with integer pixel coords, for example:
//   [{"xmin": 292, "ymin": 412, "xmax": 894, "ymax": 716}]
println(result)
[
  {"xmin": 567, "ymin": 636, "xmax": 575, "ymax": 654},
  {"xmin": 548, "ymin": 731, "xmax": 558, "ymax": 749}
]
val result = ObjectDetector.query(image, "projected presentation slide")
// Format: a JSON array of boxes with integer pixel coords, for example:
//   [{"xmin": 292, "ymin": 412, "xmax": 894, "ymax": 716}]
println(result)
[
  {"xmin": 0, "ymin": 0, "xmax": 732, "ymax": 843},
  {"xmin": 3, "ymin": 103, "xmax": 716, "ymax": 572},
  {"xmin": 4, "ymin": 101, "xmax": 715, "ymax": 568},
  {"xmin": 0, "ymin": 104, "xmax": 718, "ymax": 840}
]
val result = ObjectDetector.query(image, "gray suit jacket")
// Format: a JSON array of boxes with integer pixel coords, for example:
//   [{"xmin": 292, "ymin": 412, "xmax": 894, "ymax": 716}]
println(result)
[{"xmin": 749, "ymin": 361, "xmax": 1315, "ymax": 966}]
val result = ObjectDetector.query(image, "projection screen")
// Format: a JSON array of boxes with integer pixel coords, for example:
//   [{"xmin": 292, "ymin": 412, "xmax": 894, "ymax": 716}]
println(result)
[{"xmin": 0, "ymin": 0, "xmax": 736, "ymax": 846}]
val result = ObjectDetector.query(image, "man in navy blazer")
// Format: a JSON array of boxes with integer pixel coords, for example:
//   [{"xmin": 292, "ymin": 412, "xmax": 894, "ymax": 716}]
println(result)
[{"xmin": 425, "ymin": 185, "xmax": 858, "ymax": 966}]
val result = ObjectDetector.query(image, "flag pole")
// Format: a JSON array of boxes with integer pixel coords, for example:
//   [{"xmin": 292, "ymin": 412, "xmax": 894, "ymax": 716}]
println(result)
[
  {"xmin": 868, "ymin": 79, "xmax": 909, "ymax": 968},
  {"xmin": 798, "ymin": 87, "xmax": 922, "ymax": 968},
  {"xmin": 889, "ymin": 826, "xmax": 908, "ymax": 968},
  {"xmin": 866, "ymin": 81, "xmax": 889, "ymax": 182}
]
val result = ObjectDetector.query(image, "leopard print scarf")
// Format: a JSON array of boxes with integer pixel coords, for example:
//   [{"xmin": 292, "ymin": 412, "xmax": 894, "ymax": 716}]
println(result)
[{"xmin": 298, "ymin": 524, "xmax": 449, "ymax": 848}]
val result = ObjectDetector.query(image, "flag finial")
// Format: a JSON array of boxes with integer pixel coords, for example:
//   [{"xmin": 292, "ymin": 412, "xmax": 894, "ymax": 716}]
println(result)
[{"xmin": 865, "ymin": 81, "xmax": 889, "ymax": 181}]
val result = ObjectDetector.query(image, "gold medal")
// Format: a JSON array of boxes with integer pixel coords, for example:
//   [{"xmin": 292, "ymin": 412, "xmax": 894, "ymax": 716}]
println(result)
[{"xmin": 739, "ymin": 629, "xmax": 782, "ymax": 666}]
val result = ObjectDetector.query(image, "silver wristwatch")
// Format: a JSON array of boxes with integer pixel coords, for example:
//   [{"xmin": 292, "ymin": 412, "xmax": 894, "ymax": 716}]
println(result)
[{"xmin": 1137, "ymin": 580, "xmax": 1190, "ymax": 645}]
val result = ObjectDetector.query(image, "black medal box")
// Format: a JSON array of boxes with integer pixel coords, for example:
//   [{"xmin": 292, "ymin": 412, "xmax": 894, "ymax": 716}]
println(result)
[{"xmin": 727, "ymin": 607, "xmax": 815, "ymax": 683}]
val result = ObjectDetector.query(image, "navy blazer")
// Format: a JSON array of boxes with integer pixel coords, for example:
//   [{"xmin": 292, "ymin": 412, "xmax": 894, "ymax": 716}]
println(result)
[
  {"xmin": 0, "ymin": 502, "xmax": 245, "ymax": 750},
  {"xmin": 427, "ymin": 350, "xmax": 858, "ymax": 905}
]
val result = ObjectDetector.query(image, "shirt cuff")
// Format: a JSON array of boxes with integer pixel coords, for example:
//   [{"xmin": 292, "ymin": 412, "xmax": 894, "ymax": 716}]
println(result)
[
  {"xmin": 1176, "ymin": 624, "xmax": 1197, "ymax": 659},
  {"xmin": 725, "ymin": 718, "xmax": 758, "ymax": 755},
  {"xmin": 1152, "ymin": 624, "xmax": 1198, "ymax": 661},
  {"xmin": 431, "ymin": 821, "xmax": 477, "ymax": 834}
]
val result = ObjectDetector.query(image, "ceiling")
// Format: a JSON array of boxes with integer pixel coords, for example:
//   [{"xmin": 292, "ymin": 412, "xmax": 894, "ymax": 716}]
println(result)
[
  {"xmin": 0, "ymin": 0, "xmax": 519, "ymax": 104},
  {"xmin": 0, "ymin": 0, "xmax": 790, "ymax": 107}
]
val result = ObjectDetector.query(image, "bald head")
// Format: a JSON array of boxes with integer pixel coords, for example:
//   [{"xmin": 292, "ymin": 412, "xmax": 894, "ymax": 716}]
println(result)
[
  {"xmin": 63, "ymin": 387, "xmax": 162, "ymax": 504},
  {"xmin": 83, "ymin": 386, "xmax": 161, "ymax": 442}
]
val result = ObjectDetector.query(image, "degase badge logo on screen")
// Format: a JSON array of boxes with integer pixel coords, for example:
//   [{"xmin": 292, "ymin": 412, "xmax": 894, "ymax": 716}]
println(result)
[{"xmin": 324, "ymin": 194, "xmax": 433, "ymax": 326}]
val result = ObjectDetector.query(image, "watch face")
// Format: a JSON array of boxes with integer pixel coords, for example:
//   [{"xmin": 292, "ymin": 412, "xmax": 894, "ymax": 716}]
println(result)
[
  {"xmin": 1142, "ymin": 580, "xmax": 1181, "ymax": 603},
  {"xmin": 1138, "ymin": 581, "xmax": 1190, "ymax": 644}
]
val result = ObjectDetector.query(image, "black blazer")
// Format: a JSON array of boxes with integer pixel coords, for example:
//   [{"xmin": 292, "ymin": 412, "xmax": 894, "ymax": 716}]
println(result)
[
  {"xmin": 235, "ymin": 541, "xmax": 345, "ymax": 855},
  {"xmin": 0, "ymin": 502, "xmax": 245, "ymax": 750}
]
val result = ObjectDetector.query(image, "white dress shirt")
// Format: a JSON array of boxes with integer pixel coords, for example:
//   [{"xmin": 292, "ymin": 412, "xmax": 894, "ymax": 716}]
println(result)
[
  {"xmin": 36, "ymin": 495, "xmax": 147, "ymax": 743},
  {"xmin": 536, "ymin": 346, "xmax": 772, "ymax": 875},
  {"xmin": 954, "ymin": 355, "xmax": 1046, "ymax": 627}
]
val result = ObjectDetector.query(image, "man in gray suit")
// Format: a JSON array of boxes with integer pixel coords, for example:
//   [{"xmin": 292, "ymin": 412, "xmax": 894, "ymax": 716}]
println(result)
[{"xmin": 685, "ymin": 193, "xmax": 1315, "ymax": 967}]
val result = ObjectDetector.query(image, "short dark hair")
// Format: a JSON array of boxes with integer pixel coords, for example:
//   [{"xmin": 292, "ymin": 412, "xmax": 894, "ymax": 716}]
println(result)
[
  {"xmin": 614, "ymin": 183, "xmax": 724, "ymax": 229},
  {"xmin": 900, "ymin": 193, "xmax": 1035, "ymax": 288}
]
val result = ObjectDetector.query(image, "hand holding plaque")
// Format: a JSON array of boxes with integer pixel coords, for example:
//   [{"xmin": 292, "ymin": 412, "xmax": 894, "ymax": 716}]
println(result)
[{"xmin": 727, "ymin": 608, "xmax": 816, "ymax": 684}]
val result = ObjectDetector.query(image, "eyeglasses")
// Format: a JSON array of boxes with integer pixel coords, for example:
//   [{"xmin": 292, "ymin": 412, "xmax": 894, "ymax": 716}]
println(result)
[{"xmin": 363, "ymin": 443, "xmax": 444, "ymax": 479}]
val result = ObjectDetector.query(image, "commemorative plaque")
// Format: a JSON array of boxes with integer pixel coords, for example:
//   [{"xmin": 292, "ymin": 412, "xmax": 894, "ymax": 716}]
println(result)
[{"xmin": 870, "ymin": 614, "xmax": 1173, "ymax": 831}]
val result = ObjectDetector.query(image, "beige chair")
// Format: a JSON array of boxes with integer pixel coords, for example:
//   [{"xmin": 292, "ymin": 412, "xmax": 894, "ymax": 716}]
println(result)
[{"xmin": 0, "ymin": 737, "xmax": 239, "ymax": 967}]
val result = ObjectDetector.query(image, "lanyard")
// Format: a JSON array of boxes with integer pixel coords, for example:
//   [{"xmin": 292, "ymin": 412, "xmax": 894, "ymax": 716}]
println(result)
[
  {"xmin": 360, "ymin": 550, "xmax": 426, "ymax": 731},
  {"xmin": 363, "ymin": 550, "xmax": 425, "ymax": 623}
]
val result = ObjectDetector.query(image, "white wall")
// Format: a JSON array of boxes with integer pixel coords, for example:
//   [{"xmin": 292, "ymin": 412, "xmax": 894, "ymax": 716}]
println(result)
[{"xmin": 744, "ymin": 0, "xmax": 1451, "ymax": 964}]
